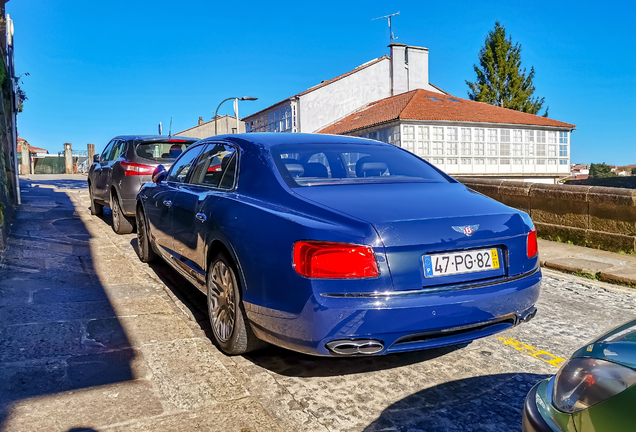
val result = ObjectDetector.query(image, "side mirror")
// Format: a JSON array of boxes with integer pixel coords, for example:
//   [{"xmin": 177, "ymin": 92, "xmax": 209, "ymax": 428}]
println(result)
[
  {"xmin": 93, "ymin": 154, "xmax": 100, "ymax": 163},
  {"xmin": 152, "ymin": 165, "xmax": 168, "ymax": 184}
]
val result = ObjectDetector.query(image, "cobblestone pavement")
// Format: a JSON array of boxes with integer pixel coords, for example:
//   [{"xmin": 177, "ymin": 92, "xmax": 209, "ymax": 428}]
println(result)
[{"xmin": 1, "ymin": 175, "xmax": 635, "ymax": 432}]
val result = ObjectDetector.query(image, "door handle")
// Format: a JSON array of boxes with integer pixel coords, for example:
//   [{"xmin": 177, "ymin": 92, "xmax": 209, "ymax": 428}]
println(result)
[
  {"xmin": 163, "ymin": 200, "xmax": 172, "ymax": 207},
  {"xmin": 196, "ymin": 213, "xmax": 207, "ymax": 222}
]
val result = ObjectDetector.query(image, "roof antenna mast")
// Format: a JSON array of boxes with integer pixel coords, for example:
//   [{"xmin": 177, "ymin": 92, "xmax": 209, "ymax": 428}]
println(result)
[
  {"xmin": 372, "ymin": 11, "xmax": 400, "ymax": 44},
  {"xmin": 168, "ymin": 117, "xmax": 172, "ymax": 138}
]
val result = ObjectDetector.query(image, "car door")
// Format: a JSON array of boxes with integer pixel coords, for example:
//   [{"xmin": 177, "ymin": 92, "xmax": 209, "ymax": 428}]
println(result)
[
  {"xmin": 147, "ymin": 143, "xmax": 206, "ymax": 258},
  {"xmin": 103, "ymin": 140, "xmax": 126, "ymax": 200},
  {"xmin": 94, "ymin": 140, "xmax": 115, "ymax": 200},
  {"xmin": 171, "ymin": 142, "xmax": 238, "ymax": 279}
]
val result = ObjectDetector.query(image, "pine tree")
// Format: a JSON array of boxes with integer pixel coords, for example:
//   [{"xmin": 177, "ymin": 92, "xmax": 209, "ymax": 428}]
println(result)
[{"xmin": 466, "ymin": 22, "xmax": 547, "ymax": 116}]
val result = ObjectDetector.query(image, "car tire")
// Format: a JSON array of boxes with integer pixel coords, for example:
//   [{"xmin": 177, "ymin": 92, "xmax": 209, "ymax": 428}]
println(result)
[
  {"xmin": 207, "ymin": 253, "xmax": 266, "ymax": 355},
  {"xmin": 111, "ymin": 192, "xmax": 134, "ymax": 234},
  {"xmin": 89, "ymin": 183, "xmax": 103, "ymax": 216},
  {"xmin": 135, "ymin": 207, "xmax": 156, "ymax": 263}
]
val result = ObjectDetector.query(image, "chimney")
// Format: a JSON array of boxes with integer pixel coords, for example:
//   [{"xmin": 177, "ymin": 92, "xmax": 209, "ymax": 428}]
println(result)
[
  {"xmin": 198, "ymin": 116, "xmax": 203, "ymax": 126},
  {"xmin": 389, "ymin": 43, "xmax": 407, "ymax": 96},
  {"xmin": 390, "ymin": 43, "xmax": 431, "ymax": 95}
]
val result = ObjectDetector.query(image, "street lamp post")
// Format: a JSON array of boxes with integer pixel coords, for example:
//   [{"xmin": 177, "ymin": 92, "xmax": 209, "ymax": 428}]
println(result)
[{"xmin": 214, "ymin": 96, "xmax": 258, "ymax": 135}]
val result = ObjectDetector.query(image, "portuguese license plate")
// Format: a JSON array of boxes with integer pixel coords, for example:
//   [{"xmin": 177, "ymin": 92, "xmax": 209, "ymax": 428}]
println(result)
[{"xmin": 423, "ymin": 248, "xmax": 500, "ymax": 278}]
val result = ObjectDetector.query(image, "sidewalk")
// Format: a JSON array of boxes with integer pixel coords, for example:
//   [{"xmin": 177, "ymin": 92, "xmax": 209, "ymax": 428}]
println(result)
[
  {"xmin": 0, "ymin": 175, "xmax": 281, "ymax": 431},
  {"xmin": 538, "ymin": 239, "xmax": 636, "ymax": 286}
]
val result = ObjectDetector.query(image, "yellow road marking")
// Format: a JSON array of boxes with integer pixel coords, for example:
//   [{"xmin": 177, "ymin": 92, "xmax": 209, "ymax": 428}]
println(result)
[{"xmin": 497, "ymin": 336, "xmax": 566, "ymax": 368}]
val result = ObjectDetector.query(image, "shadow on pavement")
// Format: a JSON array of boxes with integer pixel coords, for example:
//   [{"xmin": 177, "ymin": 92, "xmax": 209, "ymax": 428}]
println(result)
[
  {"xmin": 363, "ymin": 372, "xmax": 549, "ymax": 432},
  {"xmin": 130, "ymin": 240, "xmax": 466, "ymax": 378},
  {"xmin": 0, "ymin": 178, "xmax": 134, "ymax": 430}
]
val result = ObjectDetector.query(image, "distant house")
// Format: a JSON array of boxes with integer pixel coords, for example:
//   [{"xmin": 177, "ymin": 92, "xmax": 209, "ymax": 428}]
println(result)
[
  {"xmin": 175, "ymin": 115, "xmax": 246, "ymax": 139},
  {"xmin": 17, "ymin": 137, "xmax": 48, "ymax": 156},
  {"xmin": 243, "ymin": 43, "xmax": 575, "ymax": 184}
]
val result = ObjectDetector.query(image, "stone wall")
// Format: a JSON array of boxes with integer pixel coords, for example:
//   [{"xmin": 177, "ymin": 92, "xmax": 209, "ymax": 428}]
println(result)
[{"xmin": 459, "ymin": 178, "xmax": 636, "ymax": 253}]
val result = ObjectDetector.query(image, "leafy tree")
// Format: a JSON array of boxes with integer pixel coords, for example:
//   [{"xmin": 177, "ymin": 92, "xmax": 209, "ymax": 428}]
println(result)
[
  {"xmin": 631, "ymin": 167, "xmax": 636, "ymax": 175},
  {"xmin": 589, "ymin": 163, "xmax": 617, "ymax": 178},
  {"xmin": 466, "ymin": 22, "xmax": 548, "ymax": 116}
]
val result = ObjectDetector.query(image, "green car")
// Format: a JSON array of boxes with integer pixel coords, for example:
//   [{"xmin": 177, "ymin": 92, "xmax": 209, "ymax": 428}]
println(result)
[{"xmin": 523, "ymin": 319, "xmax": 636, "ymax": 432}]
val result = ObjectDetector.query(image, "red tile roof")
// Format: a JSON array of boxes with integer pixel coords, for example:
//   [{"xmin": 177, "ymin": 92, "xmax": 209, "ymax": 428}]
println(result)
[
  {"xmin": 17, "ymin": 141, "xmax": 48, "ymax": 154},
  {"xmin": 319, "ymin": 89, "xmax": 575, "ymax": 134}
]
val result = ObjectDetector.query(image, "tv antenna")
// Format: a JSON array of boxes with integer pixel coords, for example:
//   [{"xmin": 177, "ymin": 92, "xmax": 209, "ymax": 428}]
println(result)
[{"xmin": 372, "ymin": 12, "xmax": 400, "ymax": 43}]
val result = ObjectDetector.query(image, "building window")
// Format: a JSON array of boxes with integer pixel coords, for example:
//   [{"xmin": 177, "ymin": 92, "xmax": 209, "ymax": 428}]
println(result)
[
  {"xmin": 403, "ymin": 140, "xmax": 415, "ymax": 153},
  {"xmin": 461, "ymin": 158, "xmax": 472, "ymax": 165},
  {"xmin": 559, "ymin": 132, "xmax": 568, "ymax": 144},
  {"xmin": 559, "ymin": 145, "xmax": 568, "ymax": 157},
  {"xmin": 488, "ymin": 158, "xmax": 498, "ymax": 165},
  {"xmin": 403, "ymin": 125, "xmax": 415, "ymax": 140},
  {"xmin": 500, "ymin": 158, "xmax": 510, "ymax": 165},
  {"xmin": 487, "ymin": 143, "xmax": 498, "ymax": 156},
  {"xmin": 537, "ymin": 131, "xmax": 546, "ymax": 143},
  {"xmin": 432, "ymin": 142, "xmax": 444, "ymax": 156},
  {"xmin": 369, "ymin": 131, "xmax": 379, "ymax": 140},
  {"xmin": 513, "ymin": 158, "xmax": 523, "ymax": 165},
  {"xmin": 446, "ymin": 142, "xmax": 458, "ymax": 155},
  {"xmin": 488, "ymin": 129, "xmax": 498, "ymax": 142},
  {"xmin": 526, "ymin": 130, "xmax": 535, "ymax": 143},
  {"xmin": 474, "ymin": 143, "xmax": 485, "ymax": 156},
  {"xmin": 432, "ymin": 127, "xmax": 444, "ymax": 141},
  {"xmin": 500, "ymin": 143, "xmax": 511, "ymax": 156},
  {"xmin": 548, "ymin": 131, "xmax": 557, "ymax": 144},
  {"xmin": 525, "ymin": 159, "xmax": 534, "ymax": 165},
  {"xmin": 513, "ymin": 130, "xmax": 523, "ymax": 143},
  {"xmin": 432, "ymin": 158, "xmax": 444, "ymax": 165},
  {"xmin": 475, "ymin": 128, "xmax": 485, "ymax": 142},
  {"xmin": 548, "ymin": 159, "xmax": 557, "ymax": 165},
  {"xmin": 525, "ymin": 144, "xmax": 534, "ymax": 156},
  {"xmin": 461, "ymin": 128, "xmax": 472, "ymax": 141},
  {"xmin": 537, "ymin": 159, "xmax": 546, "ymax": 165},
  {"xmin": 500, "ymin": 130, "xmax": 511, "ymax": 143},
  {"xmin": 548, "ymin": 145, "xmax": 557, "ymax": 157},
  {"xmin": 461, "ymin": 142, "xmax": 471, "ymax": 156},
  {"xmin": 447, "ymin": 158, "xmax": 458, "ymax": 165},
  {"xmin": 416, "ymin": 141, "xmax": 430, "ymax": 156},
  {"xmin": 474, "ymin": 158, "xmax": 485, "ymax": 165},
  {"xmin": 559, "ymin": 159, "xmax": 568, "ymax": 165},
  {"xmin": 447, "ymin": 127, "xmax": 458, "ymax": 141},
  {"xmin": 536, "ymin": 144, "xmax": 546, "ymax": 157},
  {"xmin": 418, "ymin": 126, "xmax": 429, "ymax": 141},
  {"xmin": 513, "ymin": 143, "xmax": 523, "ymax": 156}
]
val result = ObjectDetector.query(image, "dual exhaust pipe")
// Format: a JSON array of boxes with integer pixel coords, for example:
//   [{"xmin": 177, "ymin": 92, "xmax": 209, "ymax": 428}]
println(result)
[{"xmin": 326, "ymin": 339, "xmax": 384, "ymax": 355}]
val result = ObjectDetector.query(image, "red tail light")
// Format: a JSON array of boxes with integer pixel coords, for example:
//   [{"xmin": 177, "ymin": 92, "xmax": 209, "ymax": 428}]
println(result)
[
  {"xmin": 527, "ymin": 229, "xmax": 538, "ymax": 258},
  {"xmin": 293, "ymin": 241, "xmax": 379, "ymax": 279},
  {"xmin": 121, "ymin": 161, "xmax": 155, "ymax": 176}
]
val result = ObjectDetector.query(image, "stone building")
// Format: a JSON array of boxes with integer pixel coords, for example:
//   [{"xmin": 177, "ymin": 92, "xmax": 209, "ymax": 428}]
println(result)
[{"xmin": 175, "ymin": 115, "xmax": 246, "ymax": 139}]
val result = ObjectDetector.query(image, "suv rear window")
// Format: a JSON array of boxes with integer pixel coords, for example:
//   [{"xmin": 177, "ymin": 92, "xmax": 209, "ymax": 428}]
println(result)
[{"xmin": 136, "ymin": 141, "xmax": 195, "ymax": 162}]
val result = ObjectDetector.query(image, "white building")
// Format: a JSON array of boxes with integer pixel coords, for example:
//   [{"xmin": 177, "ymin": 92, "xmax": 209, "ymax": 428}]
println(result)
[
  {"xmin": 243, "ymin": 43, "xmax": 575, "ymax": 183},
  {"xmin": 176, "ymin": 115, "xmax": 246, "ymax": 139}
]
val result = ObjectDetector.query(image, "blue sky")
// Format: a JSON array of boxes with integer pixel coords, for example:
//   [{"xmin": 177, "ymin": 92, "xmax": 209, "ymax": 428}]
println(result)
[{"xmin": 9, "ymin": 0, "xmax": 636, "ymax": 164}]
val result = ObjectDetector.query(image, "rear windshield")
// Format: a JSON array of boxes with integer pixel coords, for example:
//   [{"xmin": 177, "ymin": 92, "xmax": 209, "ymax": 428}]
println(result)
[
  {"xmin": 136, "ymin": 141, "xmax": 195, "ymax": 162},
  {"xmin": 271, "ymin": 143, "xmax": 449, "ymax": 187}
]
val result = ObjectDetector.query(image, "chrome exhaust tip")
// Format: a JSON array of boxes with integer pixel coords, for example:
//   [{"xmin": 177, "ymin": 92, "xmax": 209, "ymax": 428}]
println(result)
[
  {"xmin": 518, "ymin": 306, "xmax": 537, "ymax": 323},
  {"xmin": 325, "ymin": 339, "xmax": 384, "ymax": 355}
]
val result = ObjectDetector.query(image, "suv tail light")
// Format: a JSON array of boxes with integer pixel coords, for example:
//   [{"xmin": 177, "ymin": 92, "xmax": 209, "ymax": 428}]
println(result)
[
  {"xmin": 527, "ymin": 229, "xmax": 538, "ymax": 258},
  {"xmin": 293, "ymin": 241, "xmax": 379, "ymax": 279},
  {"xmin": 121, "ymin": 161, "xmax": 155, "ymax": 176}
]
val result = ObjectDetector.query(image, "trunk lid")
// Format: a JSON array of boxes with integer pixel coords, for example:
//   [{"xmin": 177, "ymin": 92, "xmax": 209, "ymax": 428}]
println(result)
[{"xmin": 294, "ymin": 182, "xmax": 533, "ymax": 291}]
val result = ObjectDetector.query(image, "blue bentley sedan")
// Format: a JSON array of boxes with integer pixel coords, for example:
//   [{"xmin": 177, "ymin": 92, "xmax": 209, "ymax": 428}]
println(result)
[{"xmin": 135, "ymin": 133, "xmax": 541, "ymax": 356}]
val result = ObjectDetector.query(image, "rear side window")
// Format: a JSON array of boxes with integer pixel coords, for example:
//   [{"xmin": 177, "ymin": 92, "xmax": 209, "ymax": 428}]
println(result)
[
  {"xmin": 167, "ymin": 145, "xmax": 204, "ymax": 183},
  {"xmin": 271, "ymin": 143, "xmax": 449, "ymax": 187},
  {"xmin": 136, "ymin": 141, "xmax": 194, "ymax": 162},
  {"xmin": 189, "ymin": 143, "xmax": 237, "ymax": 189}
]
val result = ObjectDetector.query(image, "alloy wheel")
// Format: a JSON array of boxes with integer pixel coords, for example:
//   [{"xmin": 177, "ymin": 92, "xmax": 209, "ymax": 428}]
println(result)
[{"xmin": 208, "ymin": 260, "xmax": 237, "ymax": 343}]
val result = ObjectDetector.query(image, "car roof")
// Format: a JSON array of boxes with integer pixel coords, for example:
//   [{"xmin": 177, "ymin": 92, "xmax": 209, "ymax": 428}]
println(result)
[
  {"xmin": 112, "ymin": 135, "xmax": 199, "ymax": 142},
  {"xmin": 200, "ymin": 132, "xmax": 390, "ymax": 151}
]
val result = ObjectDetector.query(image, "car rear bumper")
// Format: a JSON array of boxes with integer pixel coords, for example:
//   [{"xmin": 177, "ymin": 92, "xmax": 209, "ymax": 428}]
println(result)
[{"xmin": 245, "ymin": 267, "xmax": 542, "ymax": 356}]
